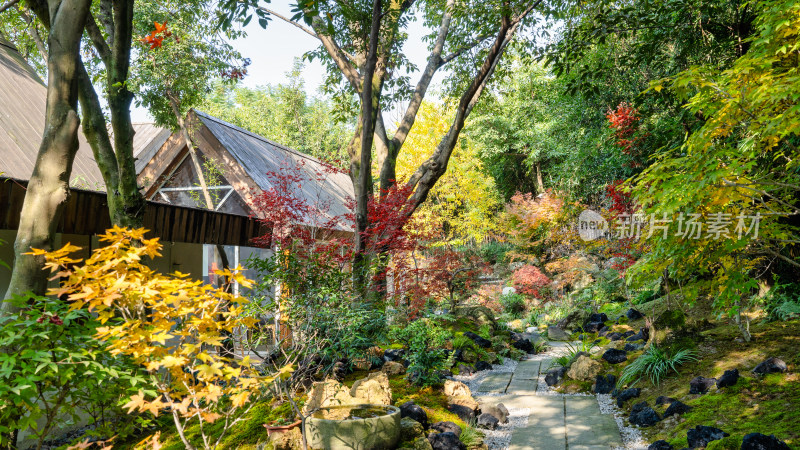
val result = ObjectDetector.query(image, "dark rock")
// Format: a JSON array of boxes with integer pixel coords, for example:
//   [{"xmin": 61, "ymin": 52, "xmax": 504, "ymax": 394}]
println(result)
[
  {"xmin": 454, "ymin": 349, "xmax": 464, "ymax": 362},
  {"xmin": 384, "ymin": 348, "xmax": 405, "ymax": 362},
  {"xmin": 558, "ymin": 309, "xmax": 592, "ymax": 330},
  {"xmin": 752, "ymin": 357, "xmax": 788, "ymax": 375},
  {"xmin": 716, "ymin": 369, "xmax": 740, "ymax": 388},
  {"xmin": 587, "ymin": 312, "xmax": 609, "ymax": 324},
  {"xmin": 594, "ymin": 374, "xmax": 617, "ymax": 394},
  {"xmin": 475, "ymin": 361, "xmax": 492, "ymax": 371},
  {"xmin": 689, "ymin": 376, "xmax": 717, "ymax": 394},
  {"xmin": 457, "ymin": 363, "xmax": 475, "ymax": 376},
  {"xmin": 430, "ymin": 421, "xmax": 461, "ymax": 437},
  {"xmin": 477, "ymin": 413, "xmax": 499, "ymax": 430},
  {"xmin": 545, "ymin": 366, "xmax": 568, "ymax": 386},
  {"xmin": 592, "ymin": 339, "xmax": 603, "ymax": 346},
  {"xmin": 687, "ymin": 425, "xmax": 729, "ymax": 448},
  {"xmin": 332, "ymin": 361, "xmax": 347, "ymax": 379},
  {"xmin": 625, "ymin": 343, "xmax": 645, "ymax": 352},
  {"xmin": 741, "ymin": 433, "xmax": 791, "ymax": 450},
  {"xmin": 603, "ymin": 348, "xmax": 629, "ymax": 364},
  {"xmin": 627, "ymin": 308, "xmax": 644, "ymax": 320},
  {"xmin": 616, "ymin": 388, "xmax": 641, "ymax": 407},
  {"xmin": 584, "ymin": 322, "xmax": 604, "ymax": 333},
  {"xmin": 401, "ymin": 359, "xmax": 411, "ymax": 368},
  {"xmin": 664, "ymin": 400, "xmax": 691, "ymax": 417},
  {"xmin": 464, "ymin": 331, "xmax": 492, "ymax": 349},
  {"xmin": 609, "ymin": 332, "xmax": 623, "ymax": 341},
  {"xmin": 510, "ymin": 332, "xmax": 535, "ymax": 353},
  {"xmin": 648, "ymin": 440, "xmax": 674, "ymax": 450},
  {"xmin": 622, "ymin": 330, "xmax": 636, "ymax": 339},
  {"xmin": 400, "ymin": 401, "xmax": 429, "ymax": 429},
  {"xmin": 655, "ymin": 396, "xmax": 676, "ymax": 406},
  {"xmin": 598, "ymin": 326, "xmax": 611, "ymax": 337},
  {"xmin": 447, "ymin": 404, "xmax": 476, "ymax": 423},
  {"xmin": 428, "ymin": 431, "xmax": 466, "ymax": 450},
  {"xmin": 482, "ymin": 403, "xmax": 509, "ymax": 424},
  {"xmin": 626, "ymin": 328, "xmax": 649, "ymax": 342},
  {"xmin": 629, "ymin": 403, "xmax": 661, "ymax": 427}
]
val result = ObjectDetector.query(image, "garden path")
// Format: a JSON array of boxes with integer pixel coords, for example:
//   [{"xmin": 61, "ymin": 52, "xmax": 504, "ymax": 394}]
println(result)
[{"xmin": 477, "ymin": 341, "xmax": 624, "ymax": 450}]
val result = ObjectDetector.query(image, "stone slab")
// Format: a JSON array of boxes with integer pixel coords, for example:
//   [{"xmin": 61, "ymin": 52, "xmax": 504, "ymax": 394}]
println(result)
[
  {"xmin": 477, "ymin": 372, "xmax": 512, "ymax": 393},
  {"xmin": 566, "ymin": 419, "xmax": 623, "ymax": 447},
  {"xmin": 514, "ymin": 360, "xmax": 542, "ymax": 379},
  {"xmin": 507, "ymin": 377, "xmax": 538, "ymax": 395},
  {"xmin": 509, "ymin": 424, "xmax": 566, "ymax": 450}
]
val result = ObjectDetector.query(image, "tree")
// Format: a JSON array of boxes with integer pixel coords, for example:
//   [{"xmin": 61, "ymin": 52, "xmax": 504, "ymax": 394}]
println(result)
[
  {"xmin": 222, "ymin": 0, "xmax": 544, "ymax": 296},
  {"xmin": 2, "ymin": 0, "xmax": 91, "ymax": 311}
]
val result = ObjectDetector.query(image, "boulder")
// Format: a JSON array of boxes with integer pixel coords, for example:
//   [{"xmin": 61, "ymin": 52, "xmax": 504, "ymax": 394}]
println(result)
[
  {"xmin": 622, "ymin": 330, "xmax": 636, "ymax": 339},
  {"xmin": 545, "ymin": 366, "xmax": 567, "ymax": 386},
  {"xmin": 625, "ymin": 343, "xmax": 645, "ymax": 352},
  {"xmin": 457, "ymin": 363, "xmax": 475, "ymax": 376},
  {"xmin": 475, "ymin": 361, "xmax": 493, "ymax": 371},
  {"xmin": 626, "ymin": 329, "xmax": 649, "ymax": 342},
  {"xmin": 464, "ymin": 331, "xmax": 492, "ymax": 349},
  {"xmin": 716, "ymin": 369, "xmax": 739, "ymax": 388},
  {"xmin": 462, "ymin": 350, "xmax": 479, "ymax": 364},
  {"xmin": 741, "ymin": 433, "xmax": 791, "ymax": 450},
  {"xmin": 587, "ymin": 312, "xmax": 609, "ymax": 325},
  {"xmin": 384, "ymin": 348, "xmax": 405, "ymax": 362},
  {"xmin": 616, "ymin": 388, "xmax": 641, "ymax": 407},
  {"xmin": 430, "ymin": 421, "xmax": 461, "ymax": 437},
  {"xmin": 401, "ymin": 417, "xmax": 425, "ymax": 442},
  {"xmin": 567, "ymin": 355, "xmax": 603, "ymax": 381},
  {"xmin": 687, "ymin": 425, "xmax": 729, "ymax": 448},
  {"xmin": 350, "ymin": 371, "xmax": 392, "ymax": 405},
  {"xmin": 453, "ymin": 305, "xmax": 496, "ymax": 328},
  {"xmin": 413, "ymin": 436, "xmax": 434, "ymax": 450},
  {"xmin": 629, "ymin": 402, "xmax": 661, "ymax": 427},
  {"xmin": 752, "ymin": 357, "xmax": 788, "ymax": 375},
  {"xmin": 444, "ymin": 380, "xmax": 472, "ymax": 398},
  {"xmin": 598, "ymin": 326, "xmax": 610, "ymax": 336},
  {"xmin": 400, "ymin": 401, "xmax": 429, "ymax": 429},
  {"xmin": 584, "ymin": 322, "xmax": 604, "ymax": 333},
  {"xmin": 448, "ymin": 396, "xmax": 479, "ymax": 423},
  {"xmin": 608, "ymin": 332, "xmax": 623, "ymax": 341},
  {"xmin": 477, "ymin": 413, "xmax": 499, "ymax": 430},
  {"xmin": 689, "ymin": 376, "xmax": 716, "ymax": 395},
  {"xmin": 269, "ymin": 427, "xmax": 302, "ymax": 450},
  {"xmin": 558, "ymin": 309, "xmax": 592, "ymax": 330},
  {"xmin": 548, "ymin": 325, "xmax": 571, "ymax": 341},
  {"xmin": 428, "ymin": 431, "xmax": 465, "ymax": 450},
  {"xmin": 626, "ymin": 308, "xmax": 644, "ymax": 320},
  {"xmin": 664, "ymin": 400, "xmax": 691, "ymax": 417},
  {"xmin": 594, "ymin": 374, "xmax": 617, "ymax": 394},
  {"xmin": 510, "ymin": 332, "xmax": 535, "ymax": 353},
  {"xmin": 382, "ymin": 361, "xmax": 407, "ymax": 376},
  {"xmin": 655, "ymin": 396, "xmax": 676, "ymax": 406},
  {"xmin": 302, "ymin": 379, "xmax": 356, "ymax": 415},
  {"xmin": 482, "ymin": 403, "xmax": 509, "ymax": 424},
  {"xmin": 602, "ymin": 348, "xmax": 629, "ymax": 364},
  {"xmin": 648, "ymin": 440, "xmax": 673, "ymax": 450}
]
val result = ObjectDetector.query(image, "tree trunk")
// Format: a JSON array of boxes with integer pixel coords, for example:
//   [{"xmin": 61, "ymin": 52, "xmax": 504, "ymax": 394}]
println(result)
[
  {"xmin": 2, "ymin": 0, "xmax": 91, "ymax": 311},
  {"xmin": 536, "ymin": 162, "xmax": 544, "ymax": 194}
]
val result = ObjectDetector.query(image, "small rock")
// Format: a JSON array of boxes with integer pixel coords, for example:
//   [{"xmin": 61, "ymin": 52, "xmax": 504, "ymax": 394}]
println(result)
[
  {"xmin": 428, "ymin": 431, "xmax": 465, "ymax": 450},
  {"xmin": 587, "ymin": 312, "xmax": 609, "ymax": 324},
  {"xmin": 400, "ymin": 401, "xmax": 429, "ymax": 429},
  {"xmin": 448, "ymin": 403, "xmax": 476, "ymax": 423},
  {"xmin": 609, "ymin": 332, "xmax": 623, "ymax": 341},
  {"xmin": 594, "ymin": 374, "xmax": 617, "ymax": 394},
  {"xmin": 430, "ymin": 421, "xmax": 461, "ymax": 437},
  {"xmin": 545, "ymin": 366, "xmax": 567, "ymax": 386},
  {"xmin": 687, "ymin": 425, "xmax": 729, "ymax": 448},
  {"xmin": 689, "ymin": 376, "xmax": 717, "ymax": 394},
  {"xmin": 625, "ymin": 343, "xmax": 645, "ymax": 352},
  {"xmin": 584, "ymin": 322, "xmax": 604, "ymax": 333},
  {"xmin": 464, "ymin": 331, "xmax": 492, "ymax": 349},
  {"xmin": 752, "ymin": 357, "xmax": 788, "ymax": 375},
  {"xmin": 655, "ymin": 396, "xmax": 676, "ymax": 406},
  {"xmin": 269, "ymin": 427, "xmax": 301, "ymax": 450},
  {"xmin": 602, "ymin": 348, "xmax": 629, "ymax": 364},
  {"xmin": 401, "ymin": 417, "xmax": 425, "ymax": 441},
  {"xmin": 741, "ymin": 433, "xmax": 791, "ymax": 450},
  {"xmin": 457, "ymin": 363, "xmax": 475, "ymax": 376},
  {"xmin": 558, "ymin": 309, "xmax": 592, "ymax": 330},
  {"xmin": 627, "ymin": 308, "xmax": 644, "ymax": 320},
  {"xmin": 622, "ymin": 330, "xmax": 636, "ymax": 339},
  {"xmin": 481, "ymin": 403, "xmax": 509, "ymax": 424},
  {"xmin": 444, "ymin": 380, "xmax": 472, "ymax": 398},
  {"xmin": 664, "ymin": 400, "xmax": 691, "ymax": 417},
  {"xmin": 567, "ymin": 355, "xmax": 604, "ymax": 381},
  {"xmin": 384, "ymin": 348, "xmax": 405, "ymax": 362},
  {"xmin": 382, "ymin": 361, "xmax": 406, "ymax": 376},
  {"xmin": 548, "ymin": 325, "xmax": 571, "ymax": 341},
  {"xmin": 716, "ymin": 369, "xmax": 739, "ymax": 388},
  {"xmin": 616, "ymin": 388, "xmax": 641, "ymax": 407},
  {"xmin": 351, "ymin": 371, "xmax": 392, "ymax": 405},
  {"xmin": 475, "ymin": 361, "xmax": 492, "ymax": 371},
  {"xmin": 648, "ymin": 440, "xmax": 673, "ymax": 450},
  {"xmin": 510, "ymin": 332, "xmax": 535, "ymax": 353},
  {"xmin": 413, "ymin": 436, "xmax": 434, "ymax": 450},
  {"xmin": 598, "ymin": 326, "xmax": 610, "ymax": 336},
  {"xmin": 477, "ymin": 413, "xmax": 499, "ymax": 430},
  {"xmin": 629, "ymin": 402, "xmax": 661, "ymax": 427}
]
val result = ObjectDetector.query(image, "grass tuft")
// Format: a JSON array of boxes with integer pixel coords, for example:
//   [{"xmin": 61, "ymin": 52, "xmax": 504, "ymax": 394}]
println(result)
[{"xmin": 617, "ymin": 345, "xmax": 698, "ymax": 387}]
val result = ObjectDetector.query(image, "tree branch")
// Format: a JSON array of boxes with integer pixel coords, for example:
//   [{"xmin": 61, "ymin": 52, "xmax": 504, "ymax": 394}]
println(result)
[
  {"xmin": 0, "ymin": 0, "xmax": 19, "ymax": 14},
  {"xmin": 85, "ymin": 13, "xmax": 111, "ymax": 67},
  {"xmin": 309, "ymin": 16, "xmax": 362, "ymax": 92},
  {"xmin": 257, "ymin": 6, "xmax": 318, "ymax": 40},
  {"xmin": 16, "ymin": 6, "xmax": 48, "ymax": 60},
  {"xmin": 438, "ymin": 34, "xmax": 492, "ymax": 67}
]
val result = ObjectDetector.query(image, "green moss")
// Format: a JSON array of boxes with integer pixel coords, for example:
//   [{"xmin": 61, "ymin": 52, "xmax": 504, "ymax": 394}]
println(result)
[
  {"xmin": 706, "ymin": 436, "xmax": 743, "ymax": 450},
  {"xmin": 389, "ymin": 374, "xmax": 466, "ymax": 428}
]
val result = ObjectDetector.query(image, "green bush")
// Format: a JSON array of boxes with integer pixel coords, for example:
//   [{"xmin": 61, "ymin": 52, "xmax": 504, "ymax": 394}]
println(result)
[
  {"xmin": 391, "ymin": 319, "xmax": 451, "ymax": 386},
  {"xmin": 478, "ymin": 241, "xmax": 513, "ymax": 264},
  {"xmin": 500, "ymin": 293, "xmax": 527, "ymax": 319},
  {"xmin": 452, "ymin": 334, "xmax": 473, "ymax": 350},
  {"xmin": 762, "ymin": 281, "xmax": 800, "ymax": 322},
  {"xmin": 618, "ymin": 345, "xmax": 698, "ymax": 387}
]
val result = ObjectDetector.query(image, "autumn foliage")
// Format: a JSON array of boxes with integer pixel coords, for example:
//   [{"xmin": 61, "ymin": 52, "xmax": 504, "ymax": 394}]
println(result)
[
  {"xmin": 510, "ymin": 265, "xmax": 552, "ymax": 298},
  {"xmin": 606, "ymin": 101, "xmax": 648, "ymax": 166}
]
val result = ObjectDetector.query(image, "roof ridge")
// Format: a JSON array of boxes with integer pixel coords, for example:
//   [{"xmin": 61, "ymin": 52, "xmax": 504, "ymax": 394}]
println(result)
[{"xmin": 191, "ymin": 109, "xmax": 328, "ymax": 166}]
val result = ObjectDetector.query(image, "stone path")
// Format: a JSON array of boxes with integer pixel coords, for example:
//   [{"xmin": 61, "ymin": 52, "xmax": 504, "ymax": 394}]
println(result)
[{"xmin": 477, "ymin": 342, "xmax": 623, "ymax": 450}]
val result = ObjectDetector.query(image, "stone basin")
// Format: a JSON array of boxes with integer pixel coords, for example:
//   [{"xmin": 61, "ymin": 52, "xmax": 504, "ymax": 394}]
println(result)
[{"xmin": 304, "ymin": 404, "xmax": 401, "ymax": 450}]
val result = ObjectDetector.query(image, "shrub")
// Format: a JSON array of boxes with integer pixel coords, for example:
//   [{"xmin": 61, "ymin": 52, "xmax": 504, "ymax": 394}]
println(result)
[
  {"xmin": 511, "ymin": 265, "xmax": 552, "ymax": 298},
  {"xmin": 617, "ymin": 346, "xmax": 698, "ymax": 387},
  {"xmin": 478, "ymin": 241, "xmax": 513, "ymax": 265},
  {"xmin": 500, "ymin": 293, "xmax": 527, "ymax": 318},
  {"xmin": 391, "ymin": 319, "xmax": 451, "ymax": 386},
  {"xmin": 452, "ymin": 334, "xmax": 474, "ymax": 350}
]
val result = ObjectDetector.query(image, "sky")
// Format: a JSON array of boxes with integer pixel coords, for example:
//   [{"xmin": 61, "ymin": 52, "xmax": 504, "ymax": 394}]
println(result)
[{"xmin": 131, "ymin": 1, "xmax": 445, "ymax": 123}]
